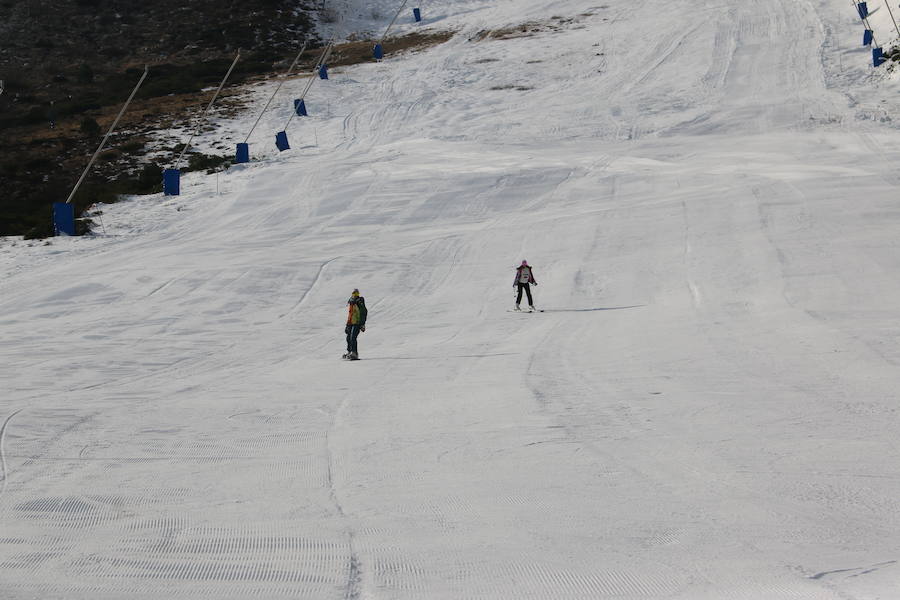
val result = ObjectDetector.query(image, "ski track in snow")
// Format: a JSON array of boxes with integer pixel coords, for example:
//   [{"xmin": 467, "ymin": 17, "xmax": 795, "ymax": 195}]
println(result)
[{"xmin": 3, "ymin": 0, "xmax": 900, "ymax": 598}]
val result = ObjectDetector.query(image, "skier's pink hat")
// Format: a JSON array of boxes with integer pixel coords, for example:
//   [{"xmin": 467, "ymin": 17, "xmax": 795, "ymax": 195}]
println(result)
[{"xmin": 521, "ymin": 260, "xmax": 528, "ymax": 266}]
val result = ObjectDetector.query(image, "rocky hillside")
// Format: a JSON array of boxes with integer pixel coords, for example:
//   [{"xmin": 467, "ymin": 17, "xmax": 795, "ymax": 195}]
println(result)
[{"xmin": 0, "ymin": 0, "xmax": 322, "ymax": 237}]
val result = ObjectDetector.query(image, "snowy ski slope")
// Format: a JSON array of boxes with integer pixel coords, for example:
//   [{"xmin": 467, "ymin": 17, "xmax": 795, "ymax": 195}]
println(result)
[{"xmin": 3, "ymin": 0, "xmax": 900, "ymax": 598}]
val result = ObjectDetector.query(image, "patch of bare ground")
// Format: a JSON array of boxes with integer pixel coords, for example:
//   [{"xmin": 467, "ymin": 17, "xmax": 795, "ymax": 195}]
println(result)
[
  {"xmin": 327, "ymin": 30, "xmax": 455, "ymax": 68},
  {"xmin": 2, "ymin": 29, "xmax": 455, "ymax": 237},
  {"xmin": 489, "ymin": 85, "xmax": 535, "ymax": 91},
  {"xmin": 469, "ymin": 11, "xmax": 600, "ymax": 42}
]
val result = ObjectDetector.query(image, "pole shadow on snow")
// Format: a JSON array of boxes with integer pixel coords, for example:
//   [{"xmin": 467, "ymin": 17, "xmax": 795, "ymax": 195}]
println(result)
[
  {"xmin": 540, "ymin": 305, "xmax": 645, "ymax": 313},
  {"xmin": 362, "ymin": 352, "xmax": 521, "ymax": 361}
]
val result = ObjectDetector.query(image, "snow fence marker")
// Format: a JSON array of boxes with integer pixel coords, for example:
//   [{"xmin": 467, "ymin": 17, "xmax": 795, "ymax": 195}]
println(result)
[
  {"xmin": 294, "ymin": 99, "xmax": 308, "ymax": 116},
  {"xmin": 52, "ymin": 202, "xmax": 75, "ymax": 236},
  {"xmin": 275, "ymin": 130, "xmax": 290, "ymax": 152},
  {"xmin": 863, "ymin": 29, "xmax": 874, "ymax": 45},
  {"xmin": 235, "ymin": 143, "xmax": 250, "ymax": 164},
  {"xmin": 163, "ymin": 168, "xmax": 181, "ymax": 195},
  {"xmin": 163, "ymin": 169, "xmax": 181, "ymax": 194},
  {"xmin": 413, "ymin": 7, "xmax": 422, "ymax": 22}
]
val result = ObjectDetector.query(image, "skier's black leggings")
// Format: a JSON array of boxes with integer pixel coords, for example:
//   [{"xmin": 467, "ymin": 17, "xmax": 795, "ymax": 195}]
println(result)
[
  {"xmin": 516, "ymin": 283, "xmax": 533, "ymax": 306},
  {"xmin": 345, "ymin": 325, "xmax": 361, "ymax": 353}
]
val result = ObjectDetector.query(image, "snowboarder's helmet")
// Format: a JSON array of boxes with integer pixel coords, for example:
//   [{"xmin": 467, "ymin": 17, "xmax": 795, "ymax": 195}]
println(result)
[
  {"xmin": 351, "ymin": 289, "xmax": 360, "ymax": 297},
  {"xmin": 521, "ymin": 260, "xmax": 528, "ymax": 266}
]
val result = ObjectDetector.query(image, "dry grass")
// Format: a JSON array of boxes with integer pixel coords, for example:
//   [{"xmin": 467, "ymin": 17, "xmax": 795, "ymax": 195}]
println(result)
[{"xmin": 469, "ymin": 11, "xmax": 600, "ymax": 42}]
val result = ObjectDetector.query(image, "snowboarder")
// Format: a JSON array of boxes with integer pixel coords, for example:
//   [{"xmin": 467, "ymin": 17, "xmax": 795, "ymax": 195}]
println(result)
[
  {"xmin": 513, "ymin": 260, "xmax": 537, "ymax": 311},
  {"xmin": 343, "ymin": 288, "xmax": 367, "ymax": 360}
]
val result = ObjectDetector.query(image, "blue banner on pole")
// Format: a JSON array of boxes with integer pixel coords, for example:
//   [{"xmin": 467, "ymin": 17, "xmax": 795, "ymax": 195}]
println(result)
[
  {"xmin": 858, "ymin": 2, "xmax": 868, "ymax": 18},
  {"xmin": 294, "ymin": 99, "xmax": 308, "ymax": 116},
  {"xmin": 52, "ymin": 202, "xmax": 76, "ymax": 236},
  {"xmin": 374, "ymin": 43, "xmax": 384, "ymax": 60},
  {"xmin": 163, "ymin": 168, "xmax": 181, "ymax": 196},
  {"xmin": 413, "ymin": 7, "xmax": 422, "ymax": 22},
  {"xmin": 275, "ymin": 131, "xmax": 290, "ymax": 152},
  {"xmin": 873, "ymin": 46, "xmax": 885, "ymax": 67},
  {"xmin": 235, "ymin": 143, "xmax": 250, "ymax": 164},
  {"xmin": 863, "ymin": 29, "xmax": 874, "ymax": 46},
  {"xmin": 319, "ymin": 64, "xmax": 329, "ymax": 80}
]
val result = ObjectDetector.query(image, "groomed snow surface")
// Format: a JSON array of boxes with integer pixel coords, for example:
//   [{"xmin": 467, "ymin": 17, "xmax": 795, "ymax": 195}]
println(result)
[{"xmin": 3, "ymin": 0, "xmax": 900, "ymax": 598}]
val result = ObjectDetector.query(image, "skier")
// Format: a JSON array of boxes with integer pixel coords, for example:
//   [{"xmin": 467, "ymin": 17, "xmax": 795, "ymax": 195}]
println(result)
[
  {"xmin": 343, "ymin": 288, "xmax": 367, "ymax": 360},
  {"xmin": 513, "ymin": 260, "xmax": 538, "ymax": 311}
]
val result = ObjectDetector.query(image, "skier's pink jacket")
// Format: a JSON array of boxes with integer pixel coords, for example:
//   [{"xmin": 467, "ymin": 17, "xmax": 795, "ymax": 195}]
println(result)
[{"xmin": 513, "ymin": 265, "xmax": 537, "ymax": 285}]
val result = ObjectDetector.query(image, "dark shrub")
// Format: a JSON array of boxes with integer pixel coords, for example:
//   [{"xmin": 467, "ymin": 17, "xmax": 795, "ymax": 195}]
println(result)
[
  {"xmin": 80, "ymin": 117, "xmax": 101, "ymax": 137},
  {"xmin": 77, "ymin": 64, "xmax": 95, "ymax": 83},
  {"xmin": 25, "ymin": 106, "xmax": 46, "ymax": 124},
  {"xmin": 133, "ymin": 164, "xmax": 163, "ymax": 194},
  {"xmin": 187, "ymin": 152, "xmax": 231, "ymax": 174}
]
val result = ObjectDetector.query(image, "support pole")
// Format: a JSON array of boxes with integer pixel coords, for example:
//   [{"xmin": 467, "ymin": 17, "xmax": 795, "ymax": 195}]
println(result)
[
  {"xmin": 379, "ymin": 0, "xmax": 411, "ymax": 46},
  {"xmin": 851, "ymin": 0, "xmax": 876, "ymax": 33},
  {"xmin": 242, "ymin": 43, "xmax": 308, "ymax": 145},
  {"xmin": 850, "ymin": 0, "xmax": 880, "ymax": 48},
  {"xmin": 374, "ymin": 0, "xmax": 411, "ymax": 60},
  {"xmin": 64, "ymin": 66, "xmax": 149, "ymax": 206},
  {"xmin": 165, "ymin": 51, "xmax": 240, "ymax": 194},
  {"xmin": 238, "ymin": 38, "xmax": 328, "ymax": 163},
  {"xmin": 321, "ymin": 40, "xmax": 336, "ymax": 66},
  {"xmin": 317, "ymin": 39, "xmax": 336, "ymax": 81},
  {"xmin": 282, "ymin": 38, "xmax": 334, "ymax": 134},
  {"xmin": 884, "ymin": 0, "xmax": 900, "ymax": 39},
  {"xmin": 174, "ymin": 51, "xmax": 241, "ymax": 170}
]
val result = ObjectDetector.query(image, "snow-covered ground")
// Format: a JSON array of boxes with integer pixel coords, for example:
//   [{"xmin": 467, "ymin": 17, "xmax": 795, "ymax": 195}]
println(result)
[{"xmin": 3, "ymin": 0, "xmax": 900, "ymax": 598}]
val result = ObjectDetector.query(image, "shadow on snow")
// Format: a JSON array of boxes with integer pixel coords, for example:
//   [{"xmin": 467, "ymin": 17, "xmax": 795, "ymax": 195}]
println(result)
[{"xmin": 540, "ymin": 305, "xmax": 645, "ymax": 312}]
